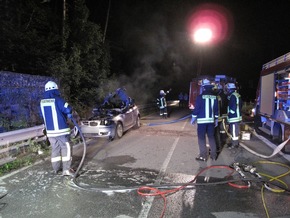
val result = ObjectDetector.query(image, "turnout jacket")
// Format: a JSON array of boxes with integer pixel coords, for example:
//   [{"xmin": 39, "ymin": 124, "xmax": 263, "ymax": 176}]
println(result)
[
  {"xmin": 192, "ymin": 89, "xmax": 218, "ymax": 124},
  {"xmin": 40, "ymin": 90, "xmax": 72, "ymax": 137},
  {"xmin": 157, "ymin": 96, "xmax": 167, "ymax": 109},
  {"xmin": 227, "ymin": 91, "xmax": 242, "ymax": 123}
]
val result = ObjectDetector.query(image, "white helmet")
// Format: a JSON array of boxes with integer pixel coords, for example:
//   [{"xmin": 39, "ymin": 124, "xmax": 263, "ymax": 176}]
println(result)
[
  {"xmin": 45, "ymin": 81, "xmax": 58, "ymax": 91},
  {"xmin": 160, "ymin": 90, "xmax": 165, "ymax": 95},
  {"xmin": 226, "ymin": 83, "xmax": 236, "ymax": 89},
  {"xmin": 201, "ymin": 79, "xmax": 211, "ymax": 86}
]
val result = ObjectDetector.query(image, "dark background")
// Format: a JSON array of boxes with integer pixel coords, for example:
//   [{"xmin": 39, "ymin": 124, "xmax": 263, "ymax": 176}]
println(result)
[{"xmin": 87, "ymin": 0, "xmax": 290, "ymax": 101}]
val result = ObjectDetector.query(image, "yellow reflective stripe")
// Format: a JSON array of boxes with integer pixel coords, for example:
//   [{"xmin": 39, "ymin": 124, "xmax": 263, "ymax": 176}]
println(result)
[
  {"xmin": 197, "ymin": 118, "xmax": 214, "ymax": 123},
  {"xmin": 51, "ymin": 156, "xmax": 61, "ymax": 162},
  {"xmin": 228, "ymin": 117, "xmax": 242, "ymax": 123},
  {"xmin": 64, "ymin": 102, "xmax": 69, "ymax": 108},
  {"xmin": 232, "ymin": 136, "xmax": 239, "ymax": 140},
  {"xmin": 46, "ymin": 128, "xmax": 71, "ymax": 137},
  {"xmin": 205, "ymin": 98, "xmax": 209, "ymax": 118},
  {"xmin": 211, "ymin": 98, "xmax": 214, "ymax": 118},
  {"xmin": 62, "ymin": 142, "xmax": 71, "ymax": 162},
  {"xmin": 231, "ymin": 124, "xmax": 239, "ymax": 140}
]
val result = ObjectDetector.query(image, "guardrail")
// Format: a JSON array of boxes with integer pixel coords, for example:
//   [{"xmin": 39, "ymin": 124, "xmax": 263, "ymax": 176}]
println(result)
[
  {"xmin": 0, "ymin": 125, "xmax": 44, "ymax": 146},
  {"xmin": 0, "ymin": 125, "xmax": 45, "ymax": 165}
]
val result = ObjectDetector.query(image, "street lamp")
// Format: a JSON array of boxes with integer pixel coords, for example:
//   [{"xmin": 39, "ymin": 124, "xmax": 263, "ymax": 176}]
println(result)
[{"xmin": 186, "ymin": 3, "xmax": 233, "ymax": 77}]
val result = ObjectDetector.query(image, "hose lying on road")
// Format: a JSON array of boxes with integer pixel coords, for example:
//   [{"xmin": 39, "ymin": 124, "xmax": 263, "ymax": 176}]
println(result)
[
  {"xmin": 223, "ymin": 119, "xmax": 289, "ymax": 159},
  {"xmin": 240, "ymin": 135, "xmax": 290, "ymax": 159},
  {"xmin": 240, "ymin": 127, "xmax": 290, "ymax": 159},
  {"xmin": 147, "ymin": 114, "xmax": 191, "ymax": 126}
]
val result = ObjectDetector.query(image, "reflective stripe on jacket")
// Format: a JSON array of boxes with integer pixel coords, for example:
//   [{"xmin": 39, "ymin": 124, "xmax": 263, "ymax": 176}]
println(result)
[
  {"xmin": 227, "ymin": 91, "xmax": 242, "ymax": 123},
  {"xmin": 40, "ymin": 98, "xmax": 71, "ymax": 137},
  {"xmin": 192, "ymin": 90, "xmax": 218, "ymax": 124},
  {"xmin": 158, "ymin": 96, "xmax": 167, "ymax": 109}
]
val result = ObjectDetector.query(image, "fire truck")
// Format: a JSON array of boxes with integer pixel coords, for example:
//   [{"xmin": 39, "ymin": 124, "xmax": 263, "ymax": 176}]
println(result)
[
  {"xmin": 254, "ymin": 52, "xmax": 290, "ymax": 153},
  {"xmin": 188, "ymin": 75, "xmax": 235, "ymax": 110}
]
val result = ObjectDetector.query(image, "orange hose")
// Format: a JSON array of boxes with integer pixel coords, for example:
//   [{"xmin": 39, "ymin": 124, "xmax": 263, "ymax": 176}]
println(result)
[{"xmin": 137, "ymin": 165, "xmax": 235, "ymax": 218}]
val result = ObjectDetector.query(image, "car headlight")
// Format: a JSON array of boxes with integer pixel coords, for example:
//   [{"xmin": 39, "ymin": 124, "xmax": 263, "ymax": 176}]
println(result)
[{"xmin": 101, "ymin": 119, "xmax": 112, "ymax": 126}]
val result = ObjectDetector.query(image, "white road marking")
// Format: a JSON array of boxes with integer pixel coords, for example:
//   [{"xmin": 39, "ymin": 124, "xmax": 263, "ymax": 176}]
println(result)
[{"xmin": 138, "ymin": 121, "xmax": 187, "ymax": 218}]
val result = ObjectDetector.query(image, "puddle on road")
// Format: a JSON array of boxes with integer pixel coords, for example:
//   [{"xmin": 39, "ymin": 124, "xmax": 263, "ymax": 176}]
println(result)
[
  {"xmin": 102, "ymin": 155, "xmax": 137, "ymax": 165},
  {"xmin": 77, "ymin": 166, "xmax": 159, "ymax": 187},
  {"xmin": 75, "ymin": 154, "xmax": 198, "ymax": 188}
]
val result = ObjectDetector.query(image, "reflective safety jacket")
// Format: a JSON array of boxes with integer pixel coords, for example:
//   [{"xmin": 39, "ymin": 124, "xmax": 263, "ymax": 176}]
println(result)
[
  {"xmin": 192, "ymin": 89, "xmax": 218, "ymax": 124},
  {"xmin": 157, "ymin": 96, "xmax": 167, "ymax": 109},
  {"xmin": 40, "ymin": 90, "xmax": 72, "ymax": 137},
  {"xmin": 227, "ymin": 91, "xmax": 242, "ymax": 123}
]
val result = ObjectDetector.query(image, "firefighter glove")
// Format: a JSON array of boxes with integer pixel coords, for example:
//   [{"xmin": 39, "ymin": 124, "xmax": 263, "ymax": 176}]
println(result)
[
  {"xmin": 215, "ymin": 119, "xmax": 218, "ymax": 127},
  {"xmin": 191, "ymin": 117, "xmax": 197, "ymax": 125}
]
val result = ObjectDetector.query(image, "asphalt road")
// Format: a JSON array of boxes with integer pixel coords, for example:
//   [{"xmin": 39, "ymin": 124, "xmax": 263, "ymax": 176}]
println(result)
[{"xmin": 0, "ymin": 106, "xmax": 289, "ymax": 218}]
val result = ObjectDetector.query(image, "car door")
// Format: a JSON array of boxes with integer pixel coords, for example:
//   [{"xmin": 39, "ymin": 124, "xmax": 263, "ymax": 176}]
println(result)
[{"xmin": 123, "ymin": 107, "xmax": 134, "ymax": 130}]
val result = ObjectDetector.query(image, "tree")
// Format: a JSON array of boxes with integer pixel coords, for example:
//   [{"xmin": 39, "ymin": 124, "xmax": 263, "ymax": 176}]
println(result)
[
  {"xmin": 0, "ymin": 0, "xmax": 112, "ymax": 116},
  {"xmin": 0, "ymin": 0, "xmax": 62, "ymax": 74},
  {"xmin": 50, "ymin": 0, "xmax": 111, "ymax": 113}
]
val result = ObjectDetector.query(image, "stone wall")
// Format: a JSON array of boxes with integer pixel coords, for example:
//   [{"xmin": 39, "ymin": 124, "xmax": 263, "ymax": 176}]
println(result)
[{"xmin": 0, "ymin": 71, "xmax": 55, "ymax": 132}]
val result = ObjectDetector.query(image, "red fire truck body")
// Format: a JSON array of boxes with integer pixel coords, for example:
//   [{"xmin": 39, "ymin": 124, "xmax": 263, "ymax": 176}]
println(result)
[{"xmin": 188, "ymin": 75, "xmax": 235, "ymax": 110}]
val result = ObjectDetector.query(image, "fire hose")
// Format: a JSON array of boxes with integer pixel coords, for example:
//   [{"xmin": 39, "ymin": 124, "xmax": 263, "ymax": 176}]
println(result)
[
  {"xmin": 147, "ymin": 114, "xmax": 191, "ymax": 126},
  {"xmin": 70, "ymin": 117, "xmax": 87, "ymax": 179},
  {"xmin": 221, "ymin": 118, "xmax": 290, "ymax": 159},
  {"xmin": 67, "ymin": 117, "xmax": 290, "ymax": 218}
]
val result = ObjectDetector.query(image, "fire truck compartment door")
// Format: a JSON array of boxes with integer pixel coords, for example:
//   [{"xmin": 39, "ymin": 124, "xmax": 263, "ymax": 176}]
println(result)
[{"xmin": 260, "ymin": 73, "xmax": 275, "ymax": 116}]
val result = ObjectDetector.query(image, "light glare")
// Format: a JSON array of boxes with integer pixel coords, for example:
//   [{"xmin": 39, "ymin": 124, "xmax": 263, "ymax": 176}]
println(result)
[{"xmin": 194, "ymin": 28, "xmax": 212, "ymax": 43}]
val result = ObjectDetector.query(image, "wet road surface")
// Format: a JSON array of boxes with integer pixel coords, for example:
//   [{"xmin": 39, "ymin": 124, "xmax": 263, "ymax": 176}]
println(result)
[{"xmin": 0, "ymin": 106, "xmax": 289, "ymax": 218}]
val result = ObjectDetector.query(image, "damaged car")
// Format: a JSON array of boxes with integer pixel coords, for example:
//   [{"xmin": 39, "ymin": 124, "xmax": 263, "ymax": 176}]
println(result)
[{"xmin": 79, "ymin": 88, "xmax": 141, "ymax": 140}]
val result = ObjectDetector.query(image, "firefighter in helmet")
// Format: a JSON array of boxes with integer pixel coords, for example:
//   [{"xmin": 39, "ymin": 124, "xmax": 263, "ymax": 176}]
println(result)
[
  {"xmin": 226, "ymin": 83, "xmax": 242, "ymax": 149},
  {"xmin": 157, "ymin": 90, "xmax": 168, "ymax": 118},
  {"xmin": 40, "ymin": 81, "xmax": 74, "ymax": 176},
  {"xmin": 191, "ymin": 79, "xmax": 219, "ymax": 161}
]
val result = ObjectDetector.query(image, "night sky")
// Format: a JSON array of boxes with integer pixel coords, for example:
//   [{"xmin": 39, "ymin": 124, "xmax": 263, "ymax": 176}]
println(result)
[{"xmin": 87, "ymin": 0, "xmax": 290, "ymax": 102}]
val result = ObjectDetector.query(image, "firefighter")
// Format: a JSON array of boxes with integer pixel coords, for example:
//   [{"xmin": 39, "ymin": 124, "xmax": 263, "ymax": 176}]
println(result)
[
  {"xmin": 191, "ymin": 79, "xmax": 219, "ymax": 161},
  {"xmin": 183, "ymin": 92, "xmax": 189, "ymax": 108},
  {"xmin": 213, "ymin": 83, "xmax": 228, "ymax": 152},
  {"xmin": 226, "ymin": 83, "xmax": 242, "ymax": 149},
  {"xmin": 157, "ymin": 90, "xmax": 168, "ymax": 118},
  {"xmin": 40, "ymin": 81, "xmax": 74, "ymax": 176},
  {"xmin": 178, "ymin": 92, "xmax": 184, "ymax": 107}
]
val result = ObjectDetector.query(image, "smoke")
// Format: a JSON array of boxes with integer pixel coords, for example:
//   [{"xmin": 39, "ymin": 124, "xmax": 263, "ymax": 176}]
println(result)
[
  {"xmin": 112, "ymin": 9, "xmax": 196, "ymax": 104},
  {"xmin": 103, "ymin": 2, "xmax": 202, "ymax": 104}
]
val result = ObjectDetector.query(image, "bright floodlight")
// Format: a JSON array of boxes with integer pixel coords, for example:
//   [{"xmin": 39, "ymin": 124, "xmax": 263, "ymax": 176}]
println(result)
[{"xmin": 194, "ymin": 28, "xmax": 213, "ymax": 44}]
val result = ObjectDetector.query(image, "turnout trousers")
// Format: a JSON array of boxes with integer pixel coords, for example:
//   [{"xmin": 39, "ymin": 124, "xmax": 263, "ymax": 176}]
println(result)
[
  {"xmin": 197, "ymin": 123, "xmax": 217, "ymax": 159},
  {"xmin": 229, "ymin": 122, "xmax": 240, "ymax": 146},
  {"xmin": 159, "ymin": 107, "xmax": 167, "ymax": 118},
  {"xmin": 48, "ymin": 134, "xmax": 72, "ymax": 172}
]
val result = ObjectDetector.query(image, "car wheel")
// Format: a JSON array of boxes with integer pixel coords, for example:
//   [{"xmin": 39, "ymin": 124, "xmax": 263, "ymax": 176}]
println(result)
[
  {"xmin": 116, "ymin": 122, "xmax": 123, "ymax": 138},
  {"xmin": 133, "ymin": 116, "xmax": 140, "ymax": 129}
]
